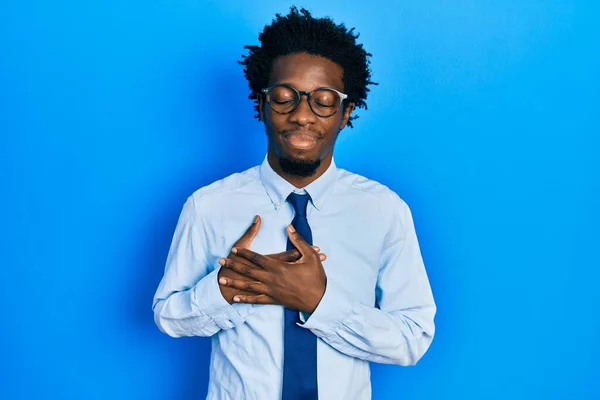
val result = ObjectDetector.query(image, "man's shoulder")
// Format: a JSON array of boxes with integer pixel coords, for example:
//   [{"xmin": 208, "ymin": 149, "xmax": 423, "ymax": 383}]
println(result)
[
  {"xmin": 335, "ymin": 168, "xmax": 414, "ymax": 232},
  {"xmin": 189, "ymin": 164, "xmax": 261, "ymax": 204},
  {"xmin": 335, "ymin": 167, "xmax": 408, "ymax": 209}
]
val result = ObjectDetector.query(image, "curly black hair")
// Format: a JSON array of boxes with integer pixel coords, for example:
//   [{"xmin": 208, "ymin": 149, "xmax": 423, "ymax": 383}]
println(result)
[{"xmin": 239, "ymin": 6, "xmax": 376, "ymax": 128}]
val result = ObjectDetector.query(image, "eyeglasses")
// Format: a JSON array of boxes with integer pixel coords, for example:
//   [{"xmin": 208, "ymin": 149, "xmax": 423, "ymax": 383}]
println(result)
[{"xmin": 261, "ymin": 84, "xmax": 348, "ymax": 118}]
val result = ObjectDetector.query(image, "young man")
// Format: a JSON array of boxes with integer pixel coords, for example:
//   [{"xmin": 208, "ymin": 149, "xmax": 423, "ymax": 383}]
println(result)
[{"xmin": 153, "ymin": 7, "xmax": 436, "ymax": 400}]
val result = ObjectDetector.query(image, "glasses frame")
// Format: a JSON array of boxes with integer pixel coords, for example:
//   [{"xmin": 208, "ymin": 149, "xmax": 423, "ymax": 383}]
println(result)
[{"xmin": 261, "ymin": 84, "xmax": 349, "ymax": 118}]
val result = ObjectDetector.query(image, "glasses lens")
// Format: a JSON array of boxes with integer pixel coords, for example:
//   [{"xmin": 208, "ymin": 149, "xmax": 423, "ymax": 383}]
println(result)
[
  {"xmin": 268, "ymin": 86, "xmax": 298, "ymax": 113},
  {"xmin": 310, "ymin": 89, "xmax": 341, "ymax": 117}
]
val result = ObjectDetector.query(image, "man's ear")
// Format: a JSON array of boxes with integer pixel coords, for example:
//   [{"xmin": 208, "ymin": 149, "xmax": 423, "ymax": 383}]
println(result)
[
  {"xmin": 258, "ymin": 96, "xmax": 265, "ymax": 121},
  {"xmin": 339, "ymin": 103, "xmax": 355, "ymax": 130}
]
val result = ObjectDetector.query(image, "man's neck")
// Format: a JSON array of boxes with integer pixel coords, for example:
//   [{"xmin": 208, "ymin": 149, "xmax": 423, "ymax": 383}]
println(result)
[{"xmin": 267, "ymin": 151, "xmax": 332, "ymax": 189}]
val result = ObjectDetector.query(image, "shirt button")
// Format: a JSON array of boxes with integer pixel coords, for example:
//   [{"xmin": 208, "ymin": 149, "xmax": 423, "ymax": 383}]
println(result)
[
  {"xmin": 275, "ymin": 201, "xmax": 281, "ymax": 207},
  {"xmin": 316, "ymin": 202, "xmax": 322, "ymax": 207}
]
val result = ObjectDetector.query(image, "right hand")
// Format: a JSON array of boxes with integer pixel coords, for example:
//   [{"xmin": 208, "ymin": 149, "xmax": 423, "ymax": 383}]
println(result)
[{"xmin": 218, "ymin": 215, "xmax": 326, "ymax": 304}]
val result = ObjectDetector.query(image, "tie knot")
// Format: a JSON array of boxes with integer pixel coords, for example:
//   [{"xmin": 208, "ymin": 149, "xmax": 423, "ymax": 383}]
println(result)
[{"xmin": 287, "ymin": 192, "xmax": 310, "ymax": 216}]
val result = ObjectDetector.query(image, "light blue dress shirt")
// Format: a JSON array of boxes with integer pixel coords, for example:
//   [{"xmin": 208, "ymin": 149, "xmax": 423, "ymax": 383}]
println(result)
[{"xmin": 152, "ymin": 155, "xmax": 436, "ymax": 400}]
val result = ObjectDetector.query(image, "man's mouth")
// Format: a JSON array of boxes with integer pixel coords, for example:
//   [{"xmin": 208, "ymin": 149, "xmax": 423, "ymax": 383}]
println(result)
[{"xmin": 282, "ymin": 131, "xmax": 321, "ymax": 150}]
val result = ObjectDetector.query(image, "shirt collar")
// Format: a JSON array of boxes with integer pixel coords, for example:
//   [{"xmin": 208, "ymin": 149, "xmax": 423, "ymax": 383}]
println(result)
[{"xmin": 259, "ymin": 154, "xmax": 338, "ymax": 211}]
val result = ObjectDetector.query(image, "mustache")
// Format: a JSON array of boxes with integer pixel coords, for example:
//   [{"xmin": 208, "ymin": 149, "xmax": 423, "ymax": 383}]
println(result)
[{"xmin": 280, "ymin": 129, "xmax": 324, "ymax": 139}]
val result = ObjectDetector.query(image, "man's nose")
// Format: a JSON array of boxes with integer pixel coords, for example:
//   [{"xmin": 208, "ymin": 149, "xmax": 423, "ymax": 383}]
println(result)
[{"xmin": 288, "ymin": 94, "xmax": 317, "ymax": 125}]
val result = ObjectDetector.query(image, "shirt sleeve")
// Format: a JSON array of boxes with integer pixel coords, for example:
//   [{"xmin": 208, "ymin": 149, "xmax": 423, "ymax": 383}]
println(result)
[
  {"xmin": 299, "ymin": 196, "xmax": 436, "ymax": 366},
  {"xmin": 152, "ymin": 195, "xmax": 253, "ymax": 338}
]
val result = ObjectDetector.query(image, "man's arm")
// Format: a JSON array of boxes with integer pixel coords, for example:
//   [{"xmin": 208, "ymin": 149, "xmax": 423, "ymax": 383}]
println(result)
[
  {"xmin": 299, "ymin": 197, "xmax": 436, "ymax": 366},
  {"xmin": 152, "ymin": 196, "xmax": 254, "ymax": 338}
]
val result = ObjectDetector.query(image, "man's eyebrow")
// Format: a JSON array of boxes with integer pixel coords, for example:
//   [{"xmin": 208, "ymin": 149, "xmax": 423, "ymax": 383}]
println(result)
[{"xmin": 269, "ymin": 81, "xmax": 344, "ymax": 91}]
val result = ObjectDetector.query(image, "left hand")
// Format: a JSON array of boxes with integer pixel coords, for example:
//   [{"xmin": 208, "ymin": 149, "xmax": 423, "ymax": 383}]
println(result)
[{"xmin": 218, "ymin": 224, "xmax": 327, "ymax": 314}]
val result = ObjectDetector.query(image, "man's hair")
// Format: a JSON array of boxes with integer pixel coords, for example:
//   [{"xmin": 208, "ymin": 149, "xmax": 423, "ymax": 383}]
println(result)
[{"xmin": 239, "ymin": 6, "xmax": 376, "ymax": 128}]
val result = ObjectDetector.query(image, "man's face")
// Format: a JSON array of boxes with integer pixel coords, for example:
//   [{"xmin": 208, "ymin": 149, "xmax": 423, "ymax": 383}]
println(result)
[{"xmin": 260, "ymin": 52, "xmax": 354, "ymax": 177}]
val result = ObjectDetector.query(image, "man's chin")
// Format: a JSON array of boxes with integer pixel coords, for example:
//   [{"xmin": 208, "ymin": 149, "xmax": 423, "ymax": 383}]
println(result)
[{"xmin": 279, "ymin": 155, "xmax": 321, "ymax": 177}]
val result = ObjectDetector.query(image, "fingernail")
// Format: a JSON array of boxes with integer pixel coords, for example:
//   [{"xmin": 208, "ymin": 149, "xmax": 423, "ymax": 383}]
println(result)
[
  {"xmin": 219, "ymin": 278, "xmax": 227, "ymax": 284},
  {"xmin": 288, "ymin": 224, "xmax": 295, "ymax": 233},
  {"xmin": 232, "ymin": 247, "xmax": 238, "ymax": 254},
  {"xmin": 218, "ymin": 258, "xmax": 225, "ymax": 266},
  {"xmin": 254, "ymin": 215, "xmax": 259, "ymax": 223},
  {"xmin": 313, "ymin": 246, "xmax": 320, "ymax": 251},
  {"xmin": 233, "ymin": 296, "xmax": 240, "ymax": 302}
]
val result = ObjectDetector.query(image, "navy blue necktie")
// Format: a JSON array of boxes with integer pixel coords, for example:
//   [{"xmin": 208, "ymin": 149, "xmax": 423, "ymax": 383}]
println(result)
[{"xmin": 282, "ymin": 193, "xmax": 318, "ymax": 400}]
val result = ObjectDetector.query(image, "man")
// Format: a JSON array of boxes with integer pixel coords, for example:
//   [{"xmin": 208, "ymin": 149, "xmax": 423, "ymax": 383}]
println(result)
[{"xmin": 153, "ymin": 7, "xmax": 436, "ymax": 400}]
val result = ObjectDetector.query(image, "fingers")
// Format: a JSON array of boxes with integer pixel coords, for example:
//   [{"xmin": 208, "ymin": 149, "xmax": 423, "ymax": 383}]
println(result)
[
  {"xmin": 286, "ymin": 225, "xmax": 317, "ymax": 258},
  {"xmin": 219, "ymin": 261, "xmax": 253, "ymax": 282},
  {"xmin": 234, "ymin": 216, "xmax": 261, "ymax": 248},
  {"xmin": 231, "ymin": 247, "xmax": 276, "ymax": 271},
  {"xmin": 268, "ymin": 249, "xmax": 302, "ymax": 262},
  {"xmin": 268, "ymin": 246, "xmax": 320, "ymax": 262},
  {"xmin": 229, "ymin": 246, "xmax": 325, "ymax": 269},
  {"xmin": 231, "ymin": 294, "xmax": 277, "ymax": 305},
  {"xmin": 219, "ymin": 257, "xmax": 268, "ymax": 281},
  {"xmin": 229, "ymin": 253, "xmax": 260, "ymax": 270},
  {"xmin": 218, "ymin": 277, "xmax": 270, "ymax": 296}
]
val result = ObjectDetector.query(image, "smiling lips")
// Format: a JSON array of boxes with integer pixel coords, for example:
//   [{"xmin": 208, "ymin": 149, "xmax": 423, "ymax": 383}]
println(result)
[{"xmin": 282, "ymin": 131, "xmax": 321, "ymax": 150}]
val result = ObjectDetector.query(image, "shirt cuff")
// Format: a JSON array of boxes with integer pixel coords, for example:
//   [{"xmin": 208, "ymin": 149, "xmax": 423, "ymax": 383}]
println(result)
[
  {"xmin": 192, "ymin": 266, "xmax": 253, "ymax": 330},
  {"xmin": 298, "ymin": 278, "xmax": 354, "ymax": 336}
]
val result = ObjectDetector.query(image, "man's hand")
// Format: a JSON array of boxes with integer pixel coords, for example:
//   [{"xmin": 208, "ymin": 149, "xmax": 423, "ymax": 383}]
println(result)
[
  {"xmin": 218, "ymin": 216, "xmax": 326, "ymax": 305},
  {"xmin": 218, "ymin": 224, "xmax": 327, "ymax": 314}
]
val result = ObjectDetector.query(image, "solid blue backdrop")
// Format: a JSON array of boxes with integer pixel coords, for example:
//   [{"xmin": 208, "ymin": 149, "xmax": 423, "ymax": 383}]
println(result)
[{"xmin": 1, "ymin": 1, "xmax": 598, "ymax": 399}]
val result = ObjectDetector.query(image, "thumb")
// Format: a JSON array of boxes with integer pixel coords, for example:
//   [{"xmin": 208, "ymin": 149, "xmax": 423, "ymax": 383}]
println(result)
[
  {"xmin": 235, "ymin": 215, "xmax": 261, "ymax": 248},
  {"xmin": 286, "ymin": 224, "xmax": 312, "ymax": 257}
]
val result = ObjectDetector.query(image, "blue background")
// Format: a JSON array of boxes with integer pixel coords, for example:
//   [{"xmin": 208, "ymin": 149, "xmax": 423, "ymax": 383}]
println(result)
[{"xmin": 1, "ymin": 1, "xmax": 598, "ymax": 399}]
